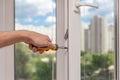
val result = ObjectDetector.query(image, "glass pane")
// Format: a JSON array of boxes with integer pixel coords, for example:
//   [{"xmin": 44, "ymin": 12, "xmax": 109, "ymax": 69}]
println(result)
[
  {"xmin": 15, "ymin": 0, "xmax": 56, "ymax": 80},
  {"xmin": 80, "ymin": 0, "xmax": 115, "ymax": 80}
]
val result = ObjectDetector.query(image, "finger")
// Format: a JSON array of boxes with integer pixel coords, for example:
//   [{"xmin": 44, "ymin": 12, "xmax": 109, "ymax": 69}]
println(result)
[
  {"xmin": 32, "ymin": 47, "xmax": 38, "ymax": 52},
  {"xmin": 39, "ymin": 50, "xmax": 44, "ymax": 54},
  {"xmin": 46, "ymin": 49, "xmax": 49, "ymax": 51}
]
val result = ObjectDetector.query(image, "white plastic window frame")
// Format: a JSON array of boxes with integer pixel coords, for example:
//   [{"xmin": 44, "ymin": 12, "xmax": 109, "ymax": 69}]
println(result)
[
  {"xmin": 57, "ymin": 0, "xmax": 117, "ymax": 80},
  {"xmin": 0, "ymin": 0, "xmax": 118, "ymax": 80},
  {"xmin": 0, "ymin": 0, "xmax": 14, "ymax": 80},
  {"xmin": 115, "ymin": 0, "xmax": 120, "ymax": 80},
  {"xmin": 56, "ymin": 0, "xmax": 80, "ymax": 80}
]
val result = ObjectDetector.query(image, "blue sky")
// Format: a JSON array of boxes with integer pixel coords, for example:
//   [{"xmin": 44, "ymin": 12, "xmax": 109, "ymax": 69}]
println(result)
[
  {"xmin": 80, "ymin": 0, "xmax": 114, "ymax": 25},
  {"xmin": 15, "ymin": 0, "xmax": 56, "ymax": 26},
  {"xmin": 15, "ymin": 0, "xmax": 114, "ymax": 27}
]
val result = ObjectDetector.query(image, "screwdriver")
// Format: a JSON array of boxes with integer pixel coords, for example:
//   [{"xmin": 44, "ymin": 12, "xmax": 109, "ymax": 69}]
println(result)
[{"xmin": 37, "ymin": 44, "xmax": 68, "ymax": 51}]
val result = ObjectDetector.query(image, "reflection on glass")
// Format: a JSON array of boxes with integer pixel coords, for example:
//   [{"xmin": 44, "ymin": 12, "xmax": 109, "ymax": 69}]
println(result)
[
  {"xmin": 15, "ymin": 0, "xmax": 56, "ymax": 80},
  {"xmin": 80, "ymin": 0, "xmax": 115, "ymax": 80}
]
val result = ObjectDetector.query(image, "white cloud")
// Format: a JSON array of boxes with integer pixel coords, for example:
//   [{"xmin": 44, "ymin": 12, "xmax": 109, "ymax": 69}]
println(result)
[
  {"xmin": 25, "ymin": 0, "xmax": 55, "ymax": 15},
  {"xmin": 46, "ymin": 16, "xmax": 56, "ymax": 23},
  {"xmin": 15, "ymin": 0, "xmax": 55, "ymax": 22},
  {"xmin": 81, "ymin": 0, "xmax": 94, "ymax": 3},
  {"xmin": 25, "ymin": 17, "xmax": 33, "ymax": 23},
  {"xmin": 15, "ymin": 19, "xmax": 18, "ymax": 23},
  {"xmin": 106, "ymin": 12, "xmax": 114, "ymax": 24}
]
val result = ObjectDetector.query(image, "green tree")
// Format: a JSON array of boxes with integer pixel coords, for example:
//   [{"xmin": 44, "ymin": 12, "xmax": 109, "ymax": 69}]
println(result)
[
  {"xmin": 81, "ymin": 51, "xmax": 114, "ymax": 80},
  {"xmin": 15, "ymin": 43, "xmax": 31, "ymax": 79},
  {"xmin": 30, "ymin": 54, "xmax": 53, "ymax": 80}
]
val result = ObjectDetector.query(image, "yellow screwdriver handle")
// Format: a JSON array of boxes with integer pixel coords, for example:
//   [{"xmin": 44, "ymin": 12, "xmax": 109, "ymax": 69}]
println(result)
[{"xmin": 37, "ymin": 44, "xmax": 57, "ymax": 51}]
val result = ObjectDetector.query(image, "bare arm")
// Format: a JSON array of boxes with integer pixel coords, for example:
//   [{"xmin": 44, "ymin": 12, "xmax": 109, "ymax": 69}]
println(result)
[
  {"xmin": 0, "ymin": 30, "xmax": 24, "ymax": 47},
  {"xmin": 0, "ymin": 30, "xmax": 52, "ymax": 53}
]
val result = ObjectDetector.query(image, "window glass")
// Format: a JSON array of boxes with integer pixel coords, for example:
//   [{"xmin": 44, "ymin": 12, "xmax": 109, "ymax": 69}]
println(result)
[
  {"xmin": 15, "ymin": 0, "xmax": 56, "ymax": 80},
  {"xmin": 80, "ymin": 0, "xmax": 115, "ymax": 80}
]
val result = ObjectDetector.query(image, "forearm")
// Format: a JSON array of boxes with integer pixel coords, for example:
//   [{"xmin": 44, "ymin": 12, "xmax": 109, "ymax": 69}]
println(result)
[{"xmin": 0, "ymin": 30, "xmax": 28, "ymax": 48}]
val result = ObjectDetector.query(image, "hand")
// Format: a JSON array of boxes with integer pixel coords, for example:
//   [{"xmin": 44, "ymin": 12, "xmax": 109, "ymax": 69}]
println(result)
[
  {"xmin": 29, "ymin": 44, "xmax": 48, "ymax": 54},
  {"xmin": 21, "ymin": 30, "xmax": 53, "ymax": 54}
]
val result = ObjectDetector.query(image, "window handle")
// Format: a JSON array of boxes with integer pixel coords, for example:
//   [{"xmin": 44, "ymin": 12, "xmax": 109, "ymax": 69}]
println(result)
[{"xmin": 74, "ymin": 1, "xmax": 99, "ymax": 13}]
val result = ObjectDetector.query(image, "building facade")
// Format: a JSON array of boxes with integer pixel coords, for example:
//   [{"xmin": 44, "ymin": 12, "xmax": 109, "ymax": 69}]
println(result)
[{"xmin": 84, "ymin": 16, "xmax": 114, "ymax": 53}]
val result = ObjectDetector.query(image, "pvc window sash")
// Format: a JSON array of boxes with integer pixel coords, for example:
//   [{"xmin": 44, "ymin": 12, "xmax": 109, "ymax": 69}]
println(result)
[
  {"xmin": 115, "ymin": 0, "xmax": 120, "ymax": 80},
  {"xmin": 56, "ymin": 0, "xmax": 80, "ymax": 80},
  {"xmin": 57, "ymin": 0, "xmax": 118, "ymax": 80}
]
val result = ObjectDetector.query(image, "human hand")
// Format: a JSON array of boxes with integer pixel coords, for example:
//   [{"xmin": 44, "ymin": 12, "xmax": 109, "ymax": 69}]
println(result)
[
  {"xmin": 29, "ymin": 44, "xmax": 49, "ymax": 54},
  {"xmin": 21, "ymin": 30, "xmax": 53, "ymax": 54}
]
